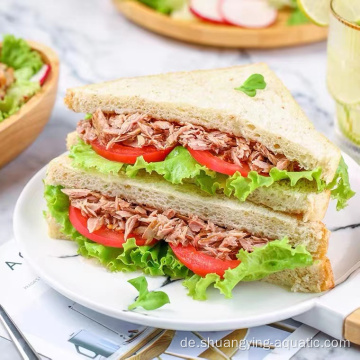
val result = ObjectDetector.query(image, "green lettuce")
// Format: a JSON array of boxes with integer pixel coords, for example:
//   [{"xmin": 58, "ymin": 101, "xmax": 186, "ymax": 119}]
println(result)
[
  {"xmin": 0, "ymin": 81, "xmax": 40, "ymax": 121},
  {"xmin": 69, "ymin": 140, "xmax": 125, "ymax": 175},
  {"xmin": 1, "ymin": 35, "xmax": 43, "ymax": 75},
  {"xmin": 183, "ymin": 238, "xmax": 313, "ymax": 300},
  {"xmin": 0, "ymin": 35, "xmax": 43, "ymax": 122},
  {"xmin": 126, "ymin": 145, "xmax": 215, "ymax": 183},
  {"xmin": 326, "ymin": 157, "xmax": 355, "ymax": 210},
  {"xmin": 127, "ymin": 276, "xmax": 170, "ymax": 310},
  {"xmin": 70, "ymin": 139, "xmax": 354, "ymax": 209},
  {"xmin": 287, "ymin": 8, "xmax": 310, "ymax": 25},
  {"xmin": 44, "ymin": 184, "xmax": 82, "ymax": 241},
  {"xmin": 136, "ymin": 0, "xmax": 185, "ymax": 14},
  {"xmin": 196, "ymin": 166, "xmax": 324, "ymax": 202},
  {"xmin": 45, "ymin": 185, "xmax": 314, "ymax": 301}
]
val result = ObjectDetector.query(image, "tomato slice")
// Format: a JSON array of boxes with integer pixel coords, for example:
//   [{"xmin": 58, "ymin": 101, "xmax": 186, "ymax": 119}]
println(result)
[
  {"xmin": 187, "ymin": 147, "xmax": 250, "ymax": 176},
  {"xmin": 69, "ymin": 206, "xmax": 157, "ymax": 248},
  {"xmin": 169, "ymin": 243, "xmax": 240, "ymax": 278},
  {"xmin": 91, "ymin": 140, "xmax": 174, "ymax": 165}
]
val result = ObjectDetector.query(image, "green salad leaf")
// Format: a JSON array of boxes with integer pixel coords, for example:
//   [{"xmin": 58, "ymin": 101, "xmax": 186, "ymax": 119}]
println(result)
[
  {"xmin": 126, "ymin": 145, "xmax": 215, "ymax": 183},
  {"xmin": 1, "ymin": 35, "xmax": 43, "ymax": 75},
  {"xmin": 69, "ymin": 140, "xmax": 125, "ymax": 175},
  {"xmin": 137, "ymin": 0, "xmax": 185, "ymax": 14},
  {"xmin": 0, "ymin": 35, "xmax": 43, "ymax": 122},
  {"xmin": 326, "ymin": 157, "xmax": 355, "ymax": 210},
  {"xmin": 288, "ymin": 7, "xmax": 310, "ymax": 25},
  {"xmin": 69, "ymin": 139, "xmax": 354, "ymax": 210},
  {"xmin": 183, "ymin": 238, "xmax": 313, "ymax": 300},
  {"xmin": 234, "ymin": 74, "xmax": 267, "ymax": 97},
  {"xmin": 127, "ymin": 276, "xmax": 170, "ymax": 310},
  {"xmin": 0, "ymin": 81, "xmax": 40, "ymax": 122},
  {"xmin": 44, "ymin": 184, "xmax": 82, "ymax": 241}
]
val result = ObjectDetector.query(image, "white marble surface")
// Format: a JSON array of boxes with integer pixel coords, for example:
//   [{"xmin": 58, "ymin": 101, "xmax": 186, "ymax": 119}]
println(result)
[{"xmin": 0, "ymin": 0, "xmax": 359, "ymax": 358}]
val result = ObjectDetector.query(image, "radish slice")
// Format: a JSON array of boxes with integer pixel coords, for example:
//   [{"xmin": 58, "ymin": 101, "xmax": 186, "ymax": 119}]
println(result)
[
  {"xmin": 190, "ymin": 0, "xmax": 224, "ymax": 24},
  {"xmin": 220, "ymin": 0, "xmax": 278, "ymax": 28},
  {"xmin": 30, "ymin": 64, "xmax": 51, "ymax": 86}
]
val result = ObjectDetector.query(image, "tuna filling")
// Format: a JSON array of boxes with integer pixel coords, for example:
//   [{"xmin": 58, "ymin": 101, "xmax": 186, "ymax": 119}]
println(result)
[
  {"xmin": 63, "ymin": 188, "xmax": 271, "ymax": 261},
  {"xmin": 77, "ymin": 109, "xmax": 302, "ymax": 174}
]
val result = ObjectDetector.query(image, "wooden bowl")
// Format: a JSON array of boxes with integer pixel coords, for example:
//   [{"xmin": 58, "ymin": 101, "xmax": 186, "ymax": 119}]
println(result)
[
  {"xmin": 113, "ymin": 0, "xmax": 328, "ymax": 48},
  {"xmin": 0, "ymin": 41, "xmax": 59, "ymax": 168}
]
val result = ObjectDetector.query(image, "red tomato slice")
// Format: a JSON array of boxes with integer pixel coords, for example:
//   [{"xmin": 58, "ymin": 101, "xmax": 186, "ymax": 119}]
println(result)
[
  {"xmin": 91, "ymin": 140, "xmax": 174, "ymax": 165},
  {"xmin": 69, "ymin": 206, "xmax": 156, "ymax": 248},
  {"xmin": 169, "ymin": 243, "xmax": 240, "ymax": 278},
  {"xmin": 187, "ymin": 147, "xmax": 250, "ymax": 176}
]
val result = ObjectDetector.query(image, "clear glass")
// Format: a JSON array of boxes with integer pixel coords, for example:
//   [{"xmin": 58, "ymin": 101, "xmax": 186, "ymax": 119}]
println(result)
[{"xmin": 327, "ymin": 0, "xmax": 360, "ymax": 160}]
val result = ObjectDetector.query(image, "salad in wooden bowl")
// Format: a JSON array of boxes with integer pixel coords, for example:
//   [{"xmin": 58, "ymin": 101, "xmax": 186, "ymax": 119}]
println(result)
[{"xmin": 0, "ymin": 35, "xmax": 59, "ymax": 168}]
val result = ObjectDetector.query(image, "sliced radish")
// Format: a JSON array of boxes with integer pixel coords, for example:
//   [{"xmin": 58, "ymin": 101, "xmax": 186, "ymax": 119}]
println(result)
[
  {"xmin": 220, "ymin": 0, "xmax": 278, "ymax": 28},
  {"xmin": 190, "ymin": 0, "xmax": 224, "ymax": 24},
  {"xmin": 30, "ymin": 64, "xmax": 51, "ymax": 86}
]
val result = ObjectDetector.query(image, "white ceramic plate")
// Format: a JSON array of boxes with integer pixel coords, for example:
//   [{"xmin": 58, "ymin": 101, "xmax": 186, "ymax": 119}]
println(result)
[{"xmin": 13, "ymin": 153, "xmax": 360, "ymax": 331}]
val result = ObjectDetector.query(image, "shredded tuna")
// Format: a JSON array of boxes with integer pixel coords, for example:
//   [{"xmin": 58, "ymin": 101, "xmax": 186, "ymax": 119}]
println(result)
[
  {"xmin": 0, "ymin": 63, "xmax": 14, "ymax": 99},
  {"xmin": 64, "ymin": 189, "xmax": 271, "ymax": 260},
  {"xmin": 77, "ymin": 109, "xmax": 301, "ymax": 174}
]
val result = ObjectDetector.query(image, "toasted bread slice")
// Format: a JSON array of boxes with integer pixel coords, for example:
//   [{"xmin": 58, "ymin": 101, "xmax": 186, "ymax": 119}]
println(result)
[
  {"xmin": 45, "ymin": 154, "xmax": 330, "ymax": 258},
  {"xmin": 64, "ymin": 64, "xmax": 340, "ymax": 183},
  {"xmin": 66, "ymin": 131, "xmax": 331, "ymax": 222}
]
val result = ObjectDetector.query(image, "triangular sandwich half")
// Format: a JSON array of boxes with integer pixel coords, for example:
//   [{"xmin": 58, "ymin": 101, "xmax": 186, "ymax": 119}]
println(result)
[
  {"xmin": 44, "ymin": 154, "xmax": 334, "ymax": 299},
  {"xmin": 63, "ymin": 64, "xmax": 354, "ymax": 222}
]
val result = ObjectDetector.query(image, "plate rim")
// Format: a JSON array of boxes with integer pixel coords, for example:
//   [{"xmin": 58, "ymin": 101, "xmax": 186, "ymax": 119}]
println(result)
[{"xmin": 13, "ymin": 152, "xmax": 358, "ymax": 331}]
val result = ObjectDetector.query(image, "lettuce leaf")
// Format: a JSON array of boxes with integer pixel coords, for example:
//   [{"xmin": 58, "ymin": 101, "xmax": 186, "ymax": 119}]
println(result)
[
  {"xmin": 126, "ymin": 146, "xmax": 215, "ymax": 183},
  {"xmin": 137, "ymin": 0, "xmax": 185, "ymax": 14},
  {"xmin": 287, "ymin": 8, "xmax": 310, "ymax": 25},
  {"xmin": 44, "ymin": 185, "xmax": 313, "ymax": 300},
  {"xmin": 0, "ymin": 81, "xmax": 40, "ymax": 122},
  {"xmin": 326, "ymin": 157, "xmax": 355, "ymax": 210},
  {"xmin": 183, "ymin": 238, "xmax": 313, "ymax": 300},
  {"xmin": 69, "ymin": 140, "xmax": 125, "ymax": 175},
  {"xmin": 127, "ymin": 276, "xmax": 170, "ymax": 310},
  {"xmin": 81, "ymin": 238, "xmax": 191, "ymax": 279},
  {"xmin": 44, "ymin": 184, "xmax": 82, "ymax": 241},
  {"xmin": 0, "ymin": 35, "xmax": 43, "ymax": 75},
  {"xmin": 0, "ymin": 35, "xmax": 43, "ymax": 122},
  {"xmin": 69, "ymin": 139, "xmax": 354, "ymax": 210}
]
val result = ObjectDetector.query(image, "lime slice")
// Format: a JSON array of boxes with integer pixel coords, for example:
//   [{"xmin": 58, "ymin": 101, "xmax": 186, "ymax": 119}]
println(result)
[{"xmin": 297, "ymin": 0, "xmax": 330, "ymax": 26}]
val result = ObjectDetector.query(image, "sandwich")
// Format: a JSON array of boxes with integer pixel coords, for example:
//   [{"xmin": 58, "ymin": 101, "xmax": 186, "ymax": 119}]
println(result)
[
  {"xmin": 63, "ymin": 64, "xmax": 354, "ymax": 221},
  {"xmin": 43, "ymin": 64, "xmax": 354, "ymax": 301},
  {"xmin": 44, "ymin": 155, "xmax": 333, "ymax": 300}
]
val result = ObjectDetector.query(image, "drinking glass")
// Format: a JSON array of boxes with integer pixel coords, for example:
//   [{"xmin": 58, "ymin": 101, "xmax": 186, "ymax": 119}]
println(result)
[{"xmin": 327, "ymin": 0, "xmax": 360, "ymax": 159}]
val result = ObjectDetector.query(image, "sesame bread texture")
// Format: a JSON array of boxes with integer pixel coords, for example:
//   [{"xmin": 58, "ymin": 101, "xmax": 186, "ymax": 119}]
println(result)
[{"xmin": 64, "ymin": 64, "xmax": 341, "ymax": 183}]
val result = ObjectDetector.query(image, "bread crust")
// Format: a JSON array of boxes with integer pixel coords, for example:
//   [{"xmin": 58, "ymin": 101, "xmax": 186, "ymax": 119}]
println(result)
[
  {"xmin": 45, "ymin": 154, "xmax": 329, "ymax": 258},
  {"xmin": 66, "ymin": 131, "xmax": 330, "ymax": 222},
  {"xmin": 265, "ymin": 257, "xmax": 334, "ymax": 292},
  {"xmin": 64, "ymin": 64, "xmax": 341, "ymax": 182}
]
